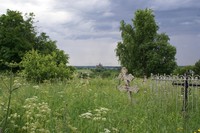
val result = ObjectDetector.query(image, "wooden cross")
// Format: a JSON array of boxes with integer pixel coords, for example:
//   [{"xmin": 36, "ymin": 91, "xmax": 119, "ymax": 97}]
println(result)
[{"xmin": 117, "ymin": 67, "xmax": 139, "ymax": 101}]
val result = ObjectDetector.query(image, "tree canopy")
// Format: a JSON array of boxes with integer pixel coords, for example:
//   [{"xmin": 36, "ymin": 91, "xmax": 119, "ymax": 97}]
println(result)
[
  {"xmin": 0, "ymin": 9, "xmax": 68, "ymax": 71},
  {"xmin": 116, "ymin": 9, "xmax": 177, "ymax": 76},
  {"xmin": 0, "ymin": 10, "xmax": 36, "ymax": 70}
]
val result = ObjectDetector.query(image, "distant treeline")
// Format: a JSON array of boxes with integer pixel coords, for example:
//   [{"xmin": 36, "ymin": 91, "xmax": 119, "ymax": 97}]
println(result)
[{"xmin": 74, "ymin": 66, "xmax": 121, "ymax": 70}]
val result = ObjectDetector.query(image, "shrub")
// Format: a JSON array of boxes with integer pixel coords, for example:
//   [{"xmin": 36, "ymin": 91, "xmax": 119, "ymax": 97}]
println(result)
[
  {"xmin": 173, "ymin": 65, "xmax": 194, "ymax": 75},
  {"xmin": 20, "ymin": 50, "xmax": 73, "ymax": 82},
  {"xmin": 194, "ymin": 59, "xmax": 200, "ymax": 75}
]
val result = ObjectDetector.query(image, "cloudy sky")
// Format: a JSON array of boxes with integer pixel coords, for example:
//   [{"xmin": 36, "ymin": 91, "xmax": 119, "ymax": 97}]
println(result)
[{"xmin": 1, "ymin": 0, "xmax": 200, "ymax": 66}]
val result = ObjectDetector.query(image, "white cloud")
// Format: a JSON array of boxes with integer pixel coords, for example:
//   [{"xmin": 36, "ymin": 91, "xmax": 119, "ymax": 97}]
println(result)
[
  {"xmin": 64, "ymin": 0, "xmax": 111, "ymax": 13},
  {"xmin": 180, "ymin": 21, "xmax": 193, "ymax": 25},
  {"xmin": 57, "ymin": 38, "xmax": 120, "ymax": 66}
]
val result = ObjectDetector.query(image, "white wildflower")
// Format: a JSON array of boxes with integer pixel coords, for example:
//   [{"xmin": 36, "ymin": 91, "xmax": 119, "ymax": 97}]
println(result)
[
  {"xmin": 112, "ymin": 127, "xmax": 119, "ymax": 132},
  {"xmin": 79, "ymin": 112, "xmax": 93, "ymax": 119},
  {"xmin": 104, "ymin": 128, "xmax": 111, "ymax": 133},
  {"xmin": 101, "ymin": 118, "xmax": 106, "ymax": 121},
  {"xmin": 93, "ymin": 117, "xmax": 101, "ymax": 121},
  {"xmin": 33, "ymin": 85, "xmax": 39, "ymax": 89}
]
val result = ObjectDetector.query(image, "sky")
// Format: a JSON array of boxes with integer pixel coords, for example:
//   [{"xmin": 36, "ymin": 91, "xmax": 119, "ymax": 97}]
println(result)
[{"xmin": 0, "ymin": 0, "xmax": 200, "ymax": 66}]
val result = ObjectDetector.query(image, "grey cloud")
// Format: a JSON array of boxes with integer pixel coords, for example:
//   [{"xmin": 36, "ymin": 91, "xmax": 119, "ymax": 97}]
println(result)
[{"xmin": 155, "ymin": 7, "xmax": 200, "ymax": 35}]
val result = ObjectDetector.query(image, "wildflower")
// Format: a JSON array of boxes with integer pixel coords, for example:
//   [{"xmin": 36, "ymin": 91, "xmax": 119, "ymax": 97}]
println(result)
[
  {"xmin": 112, "ymin": 127, "xmax": 119, "ymax": 132},
  {"xmin": 177, "ymin": 127, "xmax": 183, "ymax": 131},
  {"xmin": 79, "ymin": 112, "xmax": 93, "ymax": 119},
  {"xmin": 198, "ymin": 129, "xmax": 200, "ymax": 132},
  {"xmin": 79, "ymin": 107, "xmax": 110, "ymax": 122},
  {"xmin": 14, "ymin": 124, "xmax": 18, "ymax": 128},
  {"xmin": 93, "ymin": 117, "xmax": 101, "ymax": 121},
  {"xmin": 10, "ymin": 120, "xmax": 15, "ymax": 124},
  {"xmin": 104, "ymin": 128, "xmax": 111, "ymax": 133},
  {"xmin": 22, "ymin": 96, "xmax": 51, "ymax": 132},
  {"xmin": 102, "ymin": 118, "xmax": 106, "ymax": 121},
  {"xmin": 33, "ymin": 85, "xmax": 39, "ymax": 89},
  {"xmin": 22, "ymin": 126, "xmax": 27, "ymax": 130},
  {"xmin": 0, "ymin": 102, "xmax": 5, "ymax": 106},
  {"xmin": 68, "ymin": 124, "xmax": 78, "ymax": 132},
  {"xmin": 13, "ymin": 79, "xmax": 22, "ymax": 88},
  {"xmin": 13, "ymin": 113, "xmax": 18, "ymax": 118}
]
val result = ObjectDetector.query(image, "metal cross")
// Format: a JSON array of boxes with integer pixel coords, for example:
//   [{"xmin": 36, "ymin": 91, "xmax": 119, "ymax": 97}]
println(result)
[{"xmin": 172, "ymin": 74, "xmax": 200, "ymax": 112}]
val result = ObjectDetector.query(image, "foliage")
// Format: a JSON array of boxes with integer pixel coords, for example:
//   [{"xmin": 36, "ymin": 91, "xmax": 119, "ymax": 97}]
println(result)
[
  {"xmin": 0, "ymin": 72, "xmax": 20, "ymax": 132},
  {"xmin": 34, "ymin": 32, "xmax": 69, "ymax": 65},
  {"xmin": 20, "ymin": 50, "xmax": 73, "ymax": 82},
  {"xmin": 116, "ymin": 9, "xmax": 177, "ymax": 77},
  {"xmin": 194, "ymin": 59, "xmax": 200, "ymax": 75},
  {"xmin": 0, "ymin": 10, "xmax": 36, "ymax": 71},
  {"xmin": 0, "ymin": 9, "xmax": 70, "ymax": 73},
  {"xmin": 0, "ymin": 76, "xmax": 200, "ymax": 132},
  {"xmin": 173, "ymin": 65, "xmax": 195, "ymax": 75}
]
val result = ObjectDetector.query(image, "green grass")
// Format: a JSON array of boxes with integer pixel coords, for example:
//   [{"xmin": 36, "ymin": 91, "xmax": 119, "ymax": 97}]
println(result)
[{"xmin": 0, "ymin": 75, "xmax": 200, "ymax": 133}]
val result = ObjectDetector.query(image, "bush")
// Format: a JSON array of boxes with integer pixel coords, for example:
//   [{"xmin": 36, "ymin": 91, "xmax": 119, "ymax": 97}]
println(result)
[
  {"xmin": 20, "ymin": 50, "xmax": 73, "ymax": 82},
  {"xmin": 194, "ymin": 59, "xmax": 200, "ymax": 75},
  {"xmin": 173, "ymin": 65, "xmax": 194, "ymax": 75}
]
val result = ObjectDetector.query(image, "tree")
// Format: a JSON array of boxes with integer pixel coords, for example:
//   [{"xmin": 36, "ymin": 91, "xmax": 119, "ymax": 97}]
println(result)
[
  {"xmin": 194, "ymin": 59, "xmax": 200, "ymax": 75},
  {"xmin": 0, "ymin": 9, "xmax": 69, "ymax": 72},
  {"xmin": 34, "ymin": 32, "xmax": 69, "ymax": 65},
  {"xmin": 0, "ymin": 9, "xmax": 36, "ymax": 70},
  {"xmin": 116, "ymin": 9, "xmax": 177, "ymax": 76}
]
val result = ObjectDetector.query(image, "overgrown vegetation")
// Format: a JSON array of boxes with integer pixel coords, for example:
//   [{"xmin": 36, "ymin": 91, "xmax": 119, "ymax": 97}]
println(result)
[
  {"xmin": 0, "ymin": 72, "xmax": 200, "ymax": 132},
  {"xmin": 20, "ymin": 50, "xmax": 73, "ymax": 82}
]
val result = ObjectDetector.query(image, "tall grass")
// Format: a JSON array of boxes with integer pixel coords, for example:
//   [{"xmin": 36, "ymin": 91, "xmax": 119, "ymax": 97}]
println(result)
[{"xmin": 0, "ymin": 75, "xmax": 200, "ymax": 132}]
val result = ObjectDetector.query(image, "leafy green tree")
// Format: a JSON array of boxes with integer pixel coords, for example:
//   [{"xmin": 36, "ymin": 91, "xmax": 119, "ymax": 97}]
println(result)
[
  {"xmin": 116, "ymin": 9, "xmax": 177, "ymax": 76},
  {"xmin": 0, "ymin": 10, "xmax": 36, "ymax": 70},
  {"xmin": 34, "ymin": 32, "xmax": 69, "ymax": 65},
  {"xmin": 0, "ymin": 9, "xmax": 70, "ymax": 73},
  {"xmin": 194, "ymin": 59, "xmax": 200, "ymax": 75},
  {"xmin": 20, "ymin": 50, "xmax": 73, "ymax": 82},
  {"xmin": 34, "ymin": 32, "xmax": 57, "ymax": 55}
]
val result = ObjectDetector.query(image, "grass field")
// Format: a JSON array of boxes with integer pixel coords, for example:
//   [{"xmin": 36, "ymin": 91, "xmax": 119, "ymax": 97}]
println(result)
[{"xmin": 0, "ymin": 72, "xmax": 200, "ymax": 133}]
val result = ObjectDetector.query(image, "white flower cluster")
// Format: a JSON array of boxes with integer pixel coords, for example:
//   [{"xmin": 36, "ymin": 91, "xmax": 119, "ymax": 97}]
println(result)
[
  {"xmin": 0, "ymin": 102, "xmax": 5, "ymax": 111},
  {"xmin": 13, "ymin": 79, "xmax": 22, "ymax": 88},
  {"xmin": 79, "ymin": 107, "xmax": 109, "ymax": 121},
  {"xmin": 79, "ymin": 112, "xmax": 93, "ymax": 119},
  {"xmin": 7, "ymin": 112, "xmax": 21, "ymax": 128},
  {"xmin": 22, "ymin": 96, "xmax": 51, "ymax": 133},
  {"xmin": 33, "ymin": 85, "xmax": 40, "ymax": 89},
  {"xmin": 99, "ymin": 127, "xmax": 119, "ymax": 133}
]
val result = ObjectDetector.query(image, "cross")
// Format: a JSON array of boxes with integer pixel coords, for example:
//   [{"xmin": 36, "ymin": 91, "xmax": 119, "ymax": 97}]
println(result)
[
  {"xmin": 117, "ymin": 67, "xmax": 139, "ymax": 101},
  {"xmin": 172, "ymin": 73, "xmax": 200, "ymax": 112}
]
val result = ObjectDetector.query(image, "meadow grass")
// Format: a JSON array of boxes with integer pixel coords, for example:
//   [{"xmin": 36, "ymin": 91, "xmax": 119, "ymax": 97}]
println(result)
[{"xmin": 0, "ymin": 74, "xmax": 200, "ymax": 133}]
